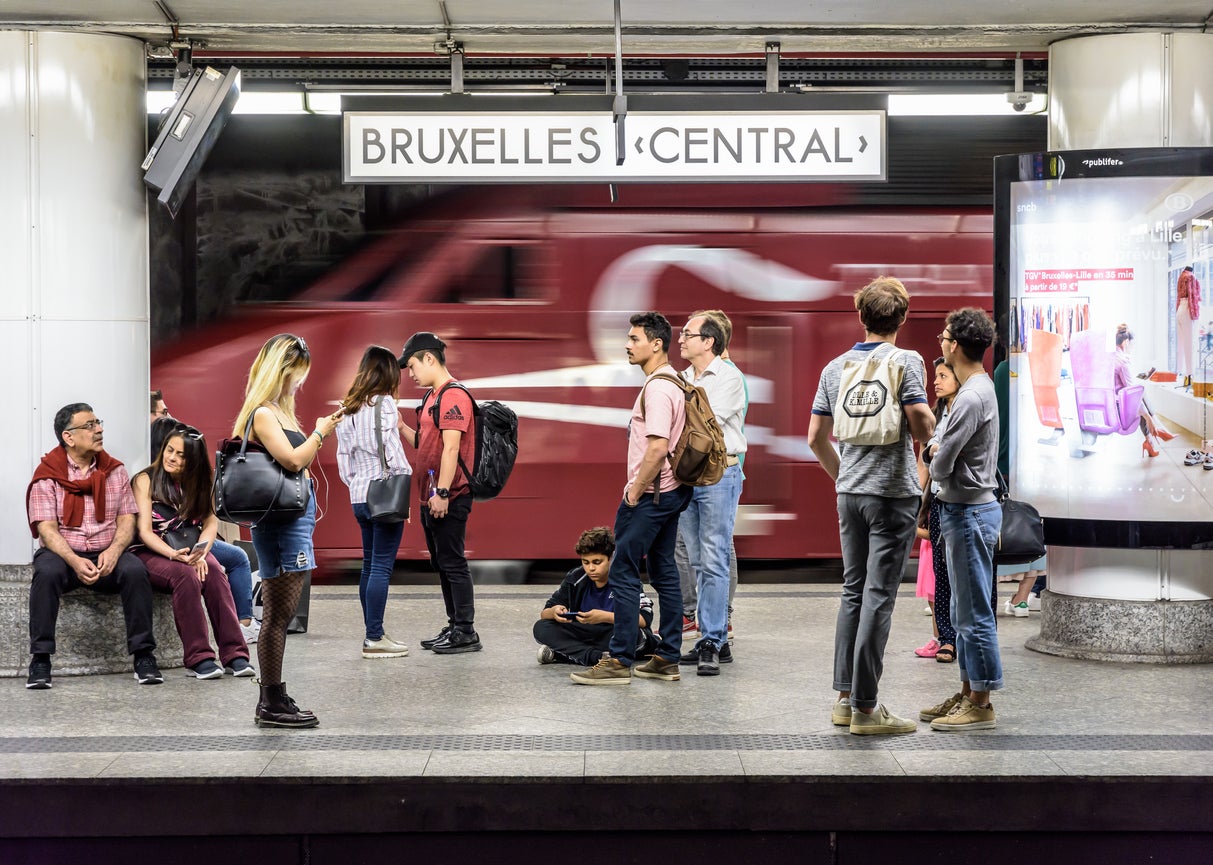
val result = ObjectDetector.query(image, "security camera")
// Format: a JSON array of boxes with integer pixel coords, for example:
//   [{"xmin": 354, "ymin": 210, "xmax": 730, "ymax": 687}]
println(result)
[{"xmin": 1006, "ymin": 91, "xmax": 1033, "ymax": 112}]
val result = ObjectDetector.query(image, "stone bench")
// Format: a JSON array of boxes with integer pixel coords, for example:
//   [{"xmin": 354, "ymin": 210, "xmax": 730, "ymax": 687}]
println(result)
[{"xmin": 0, "ymin": 565, "xmax": 184, "ymax": 677}]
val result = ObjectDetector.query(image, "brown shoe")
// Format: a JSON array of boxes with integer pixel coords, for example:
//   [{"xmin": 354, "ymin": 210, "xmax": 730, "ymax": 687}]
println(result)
[
  {"xmin": 569, "ymin": 654, "xmax": 631, "ymax": 685},
  {"xmin": 633, "ymin": 655, "xmax": 681, "ymax": 681}
]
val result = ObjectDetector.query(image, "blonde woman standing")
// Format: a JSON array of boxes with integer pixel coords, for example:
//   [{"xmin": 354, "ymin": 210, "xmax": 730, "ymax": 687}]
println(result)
[
  {"xmin": 234, "ymin": 334, "xmax": 342, "ymax": 728},
  {"xmin": 336, "ymin": 345, "xmax": 412, "ymax": 659}
]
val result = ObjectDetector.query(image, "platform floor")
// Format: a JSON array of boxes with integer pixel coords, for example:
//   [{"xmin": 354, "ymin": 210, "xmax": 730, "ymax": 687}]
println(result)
[{"xmin": 2, "ymin": 582, "xmax": 1211, "ymax": 860}]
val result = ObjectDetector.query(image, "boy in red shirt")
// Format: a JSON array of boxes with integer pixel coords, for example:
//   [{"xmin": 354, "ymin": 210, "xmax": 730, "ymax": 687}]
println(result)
[{"xmin": 398, "ymin": 332, "xmax": 480, "ymax": 653}]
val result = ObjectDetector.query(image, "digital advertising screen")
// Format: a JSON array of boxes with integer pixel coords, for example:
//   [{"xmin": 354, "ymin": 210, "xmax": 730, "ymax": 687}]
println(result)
[{"xmin": 995, "ymin": 149, "xmax": 1213, "ymax": 548}]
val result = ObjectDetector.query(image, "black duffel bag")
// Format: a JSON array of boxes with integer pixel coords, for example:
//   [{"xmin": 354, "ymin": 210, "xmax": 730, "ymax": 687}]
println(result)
[
  {"xmin": 213, "ymin": 414, "xmax": 311, "ymax": 527},
  {"xmin": 993, "ymin": 471, "xmax": 1046, "ymax": 566}
]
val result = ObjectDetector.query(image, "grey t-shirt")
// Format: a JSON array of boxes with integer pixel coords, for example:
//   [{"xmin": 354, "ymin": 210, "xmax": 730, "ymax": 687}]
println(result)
[
  {"xmin": 812, "ymin": 342, "xmax": 929, "ymax": 498},
  {"xmin": 928, "ymin": 372, "xmax": 998, "ymax": 505}
]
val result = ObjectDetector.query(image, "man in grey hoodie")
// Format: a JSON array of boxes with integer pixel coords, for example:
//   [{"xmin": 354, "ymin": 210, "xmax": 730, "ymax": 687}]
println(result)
[{"xmin": 921, "ymin": 307, "xmax": 1003, "ymax": 731}]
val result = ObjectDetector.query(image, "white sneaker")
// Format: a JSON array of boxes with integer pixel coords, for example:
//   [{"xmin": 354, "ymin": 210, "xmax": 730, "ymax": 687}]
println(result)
[
  {"xmin": 362, "ymin": 636, "xmax": 409, "ymax": 659},
  {"xmin": 1011, "ymin": 601, "xmax": 1030, "ymax": 617},
  {"xmin": 537, "ymin": 645, "xmax": 558, "ymax": 665},
  {"xmin": 240, "ymin": 619, "xmax": 261, "ymax": 645},
  {"xmin": 1027, "ymin": 593, "xmax": 1042, "ymax": 611},
  {"xmin": 1001, "ymin": 600, "xmax": 1013, "ymax": 616}
]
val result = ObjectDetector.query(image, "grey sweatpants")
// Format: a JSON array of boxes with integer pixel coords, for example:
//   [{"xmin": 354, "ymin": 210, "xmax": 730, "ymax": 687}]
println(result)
[{"xmin": 832, "ymin": 492, "xmax": 919, "ymax": 711}]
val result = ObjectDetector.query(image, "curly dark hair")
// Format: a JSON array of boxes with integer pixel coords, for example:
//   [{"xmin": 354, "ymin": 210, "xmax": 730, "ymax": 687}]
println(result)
[
  {"xmin": 575, "ymin": 526, "xmax": 616, "ymax": 558},
  {"xmin": 946, "ymin": 307, "xmax": 995, "ymax": 362}
]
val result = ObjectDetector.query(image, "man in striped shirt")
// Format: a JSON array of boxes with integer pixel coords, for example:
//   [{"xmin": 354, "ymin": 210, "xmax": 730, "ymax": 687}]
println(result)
[{"xmin": 24, "ymin": 403, "xmax": 161, "ymax": 689}]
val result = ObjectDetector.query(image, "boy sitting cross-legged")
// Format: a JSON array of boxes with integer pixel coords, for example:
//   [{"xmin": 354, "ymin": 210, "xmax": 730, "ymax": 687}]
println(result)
[{"xmin": 533, "ymin": 527, "xmax": 657, "ymax": 671}]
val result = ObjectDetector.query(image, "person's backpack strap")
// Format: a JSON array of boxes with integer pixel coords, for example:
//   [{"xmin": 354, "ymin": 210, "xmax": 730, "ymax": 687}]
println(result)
[
  {"xmin": 638, "ymin": 372, "xmax": 692, "ymax": 502},
  {"xmin": 430, "ymin": 381, "xmax": 476, "ymax": 486}
]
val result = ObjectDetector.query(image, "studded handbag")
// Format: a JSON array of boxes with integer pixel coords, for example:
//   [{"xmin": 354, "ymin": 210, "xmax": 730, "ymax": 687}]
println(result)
[{"xmin": 213, "ymin": 414, "xmax": 311, "ymax": 526}]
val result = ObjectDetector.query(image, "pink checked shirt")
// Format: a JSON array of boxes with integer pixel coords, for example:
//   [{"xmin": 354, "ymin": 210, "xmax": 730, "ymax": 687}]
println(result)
[{"xmin": 27, "ymin": 458, "xmax": 138, "ymax": 552}]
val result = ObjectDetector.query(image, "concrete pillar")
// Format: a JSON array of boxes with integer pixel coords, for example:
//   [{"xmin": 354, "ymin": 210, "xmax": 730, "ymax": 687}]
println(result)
[
  {"xmin": 0, "ymin": 31, "xmax": 154, "ymax": 673},
  {"xmin": 1026, "ymin": 33, "xmax": 1213, "ymax": 663}
]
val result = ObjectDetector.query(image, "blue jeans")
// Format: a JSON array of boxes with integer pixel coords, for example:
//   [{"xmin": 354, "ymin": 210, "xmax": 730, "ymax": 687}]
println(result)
[
  {"xmin": 352, "ymin": 502, "xmax": 406, "ymax": 641},
  {"xmin": 211, "ymin": 540, "xmax": 253, "ymax": 621},
  {"xmin": 833, "ymin": 493, "xmax": 919, "ymax": 711},
  {"xmin": 940, "ymin": 500, "xmax": 1004, "ymax": 692},
  {"xmin": 251, "ymin": 485, "xmax": 317, "ymax": 577},
  {"xmin": 678, "ymin": 463, "xmax": 742, "ymax": 646},
  {"xmin": 608, "ymin": 485, "xmax": 693, "ymax": 666}
]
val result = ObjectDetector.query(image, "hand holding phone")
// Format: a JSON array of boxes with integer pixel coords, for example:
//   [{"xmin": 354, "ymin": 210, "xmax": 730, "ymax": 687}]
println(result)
[
  {"xmin": 190, "ymin": 541, "xmax": 208, "ymax": 557},
  {"xmin": 559, "ymin": 610, "xmax": 581, "ymax": 620}
]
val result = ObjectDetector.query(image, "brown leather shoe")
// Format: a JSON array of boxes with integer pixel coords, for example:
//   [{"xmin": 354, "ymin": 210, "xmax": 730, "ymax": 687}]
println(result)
[{"xmin": 633, "ymin": 655, "xmax": 681, "ymax": 681}]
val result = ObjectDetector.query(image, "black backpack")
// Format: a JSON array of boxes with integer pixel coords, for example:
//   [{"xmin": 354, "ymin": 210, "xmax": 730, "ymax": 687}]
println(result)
[{"xmin": 429, "ymin": 382, "xmax": 518, "ymax": 501}]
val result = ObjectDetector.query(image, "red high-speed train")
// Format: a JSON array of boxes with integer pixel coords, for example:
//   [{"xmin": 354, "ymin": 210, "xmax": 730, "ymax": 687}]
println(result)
[{"xmin": 153, "ymin": 185, "xmax": 992, "ymax": 572}]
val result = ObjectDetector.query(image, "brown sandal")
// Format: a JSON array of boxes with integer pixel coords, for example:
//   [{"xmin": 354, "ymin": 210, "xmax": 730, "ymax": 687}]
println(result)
[{"xmin": 935, "ymin": 644, "xmax": 955, "ymax": 663}]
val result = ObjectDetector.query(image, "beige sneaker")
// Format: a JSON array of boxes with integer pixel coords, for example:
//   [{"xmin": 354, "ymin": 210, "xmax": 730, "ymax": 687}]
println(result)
[
  {"xmin": 849, "ymin": 704, "xmax": 917, "ymax": 735},
  {"xmin": 633, "ymin": 655, "xmax": 681, "ymax": 681},
  {"xmin": 362, "ymin": 636, "xmax": 409, "ymax": 659},
  {"xmin": 929, "ymin": 696, "xmax": 996, "ymax": 731},
  {"xmin": 831, "ymin": 699, "xmax": 852, "ymax": 727},
  {"xmin": 919, "ymin": 692, "xmax": 964, "ymax": 721},
  {"xmin": 570, "ymin": 654, "xmax": 631, "ymax": 685}
]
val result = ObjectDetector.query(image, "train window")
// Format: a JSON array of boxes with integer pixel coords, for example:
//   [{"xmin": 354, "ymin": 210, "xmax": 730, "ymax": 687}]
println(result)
[{"xmin": 440, "ymin": 244, "xmax": 539, "ymax": 303}]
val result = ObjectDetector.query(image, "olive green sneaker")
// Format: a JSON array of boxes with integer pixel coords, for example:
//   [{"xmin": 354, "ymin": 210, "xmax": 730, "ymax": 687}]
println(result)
[
  {"xmin": 570, "ymin": 654, "xmax": 631, "ymax": 685},
  {"xmin": 831, "ymin": 698, "xmax": 852, "ymax": 727},
  {"xmin": 920, "ymin": 692, "xmax": 965, "ymax": 721},
  {"xmin": 849, "ymin": 704, "xmax": 917, "ymax": 735},
  {"xmin": 929, "ymin": 696, "xmax": 996, "ymax": 731},
  {"xmin": 633, "ymin": 655, "xmax": 681, "ymax": 681}
]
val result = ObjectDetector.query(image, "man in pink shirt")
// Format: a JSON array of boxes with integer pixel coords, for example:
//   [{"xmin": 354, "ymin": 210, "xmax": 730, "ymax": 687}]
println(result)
[
  {"xmin": 572, "ymin": 312, "xmax": 692, "ymax": 685},
  {"xmin": 25, "ymin": 403, "xmax": 161, "ymax": 689}
]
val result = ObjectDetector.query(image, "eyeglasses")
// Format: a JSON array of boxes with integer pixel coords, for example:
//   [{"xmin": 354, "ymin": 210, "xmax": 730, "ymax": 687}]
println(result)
[
  {"xmin": 178, "ymin": 426, "xmax": 204, "ymax": 441},
  {"xmin": 66, "ymin": 419, "xmax": 104, "ymax": 432},
  {"xmin": 680, "ymin": 332, "xmax": 706, "ymax": 341},
  {"xmin": 151, "ymin": 408, "xmax": 171, "ymax": 418},
  {"xmin": 937, "ymin": 333, "xmax": 956, "ymax": 344}
]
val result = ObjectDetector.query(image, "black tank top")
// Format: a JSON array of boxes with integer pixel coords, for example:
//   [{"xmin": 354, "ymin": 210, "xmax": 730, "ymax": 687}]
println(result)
[{"xmin": 283, "ymin": 429, "xmax": 307, "ymax": 447}]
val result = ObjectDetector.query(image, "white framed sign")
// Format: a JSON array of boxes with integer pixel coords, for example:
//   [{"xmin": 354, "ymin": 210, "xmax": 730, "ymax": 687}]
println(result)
[{"xmin": 344, "ymin": 109, "xmax": 885, "ymax": 183}]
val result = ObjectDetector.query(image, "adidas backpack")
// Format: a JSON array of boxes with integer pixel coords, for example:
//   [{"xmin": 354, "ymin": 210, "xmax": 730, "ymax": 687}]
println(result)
[
  {"xmin": 430, "ymin": 382, "xmax": 518, "ymax": 501},
  {"xmin": 640, "ymin": 373, "xmax": 728, "ymax": 487}
]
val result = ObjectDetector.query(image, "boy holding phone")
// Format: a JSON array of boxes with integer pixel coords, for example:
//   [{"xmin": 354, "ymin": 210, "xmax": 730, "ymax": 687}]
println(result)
[{"xmin": 533, "ymin": 527, "xmax": 656, "ymax": 670}]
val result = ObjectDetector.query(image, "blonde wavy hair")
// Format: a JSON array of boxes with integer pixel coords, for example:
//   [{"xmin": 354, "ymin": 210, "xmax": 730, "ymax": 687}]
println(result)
[{"xmin": 233, "ymin": 334, "xmax": 312, "ymax": 438}]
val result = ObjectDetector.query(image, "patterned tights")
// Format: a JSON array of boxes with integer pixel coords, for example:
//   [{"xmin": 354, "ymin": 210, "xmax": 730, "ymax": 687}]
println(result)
[{"xmin": 256, "ymin": 570, "xmax": 307, "ymax": 685}]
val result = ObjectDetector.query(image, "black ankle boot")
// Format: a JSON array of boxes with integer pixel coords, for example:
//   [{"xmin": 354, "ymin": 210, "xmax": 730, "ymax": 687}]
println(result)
[{"xmin": 255, "ymin": 682, "xmax": 319, "ymax": 728}]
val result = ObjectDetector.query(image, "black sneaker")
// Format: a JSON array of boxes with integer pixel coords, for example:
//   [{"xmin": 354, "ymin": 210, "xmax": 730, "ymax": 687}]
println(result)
[
  {"xmin": 432, "ymin": 629, "xmax": 482, "ymax": 654},
  {"xmin": 696, "ymin": 640, "xmax": 721, "ymax": 676},
  {"xmin": 187, "ymin": 658, "xmax": 224, "ymax": 679},
  {"xmin": 133, "ymin": 654, "xmax": 164, "ymax": 685},
  {"xmin": 25, "ymin": 656, "xmax": 52, "ymax": 690},
  {"xmin": 420, "ymin": 626, "xmax": 452, "ymax": 651},
  {"xmin": 718, "ymin": 641, "xmax": 733, "ymax": 663}
]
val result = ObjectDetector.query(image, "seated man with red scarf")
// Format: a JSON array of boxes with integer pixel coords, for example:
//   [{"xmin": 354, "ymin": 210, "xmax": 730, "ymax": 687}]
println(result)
[{"xmin": 24, "ymin": 403, "xmax": 162, "ymax": 689}]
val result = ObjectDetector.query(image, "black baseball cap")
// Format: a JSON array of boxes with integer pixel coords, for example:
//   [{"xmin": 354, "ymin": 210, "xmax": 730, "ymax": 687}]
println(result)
[{"xmin": 398, "ymin": 332, "xmax": 446, "ymax": 366}]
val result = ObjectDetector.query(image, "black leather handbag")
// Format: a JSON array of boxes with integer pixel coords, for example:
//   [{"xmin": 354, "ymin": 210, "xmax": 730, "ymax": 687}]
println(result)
[
  {"xmin": 155, "ymin": 504, "xmax": 202, "ymax": 551},
  {"xmin": 993, "ymin": 471, "xmax": 1046, "ymax": 565},
  {"xmin": 365, "ymin": 396, "xmax": 411, "ymax": 523},
  {"xmin": 213, "ymin": 414, "xmax": 311, "ymax": 526}
]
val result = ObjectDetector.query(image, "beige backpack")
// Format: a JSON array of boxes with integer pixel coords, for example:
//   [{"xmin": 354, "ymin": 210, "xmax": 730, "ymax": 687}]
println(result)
[{"xmin": 833, "ymin": 347, "xmax": 908, "ymax": 446}]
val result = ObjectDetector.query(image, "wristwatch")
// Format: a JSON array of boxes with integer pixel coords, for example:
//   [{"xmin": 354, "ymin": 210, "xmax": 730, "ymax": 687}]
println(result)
[{"xmin": 435, "ymin": 487, "xmax": 450, "ymax": 499}]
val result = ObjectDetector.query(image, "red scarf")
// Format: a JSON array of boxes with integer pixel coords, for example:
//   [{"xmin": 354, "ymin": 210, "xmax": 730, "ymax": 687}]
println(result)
[{"xmin": 26, "ymin": 446, "xmax": 124, "ymax": 538}]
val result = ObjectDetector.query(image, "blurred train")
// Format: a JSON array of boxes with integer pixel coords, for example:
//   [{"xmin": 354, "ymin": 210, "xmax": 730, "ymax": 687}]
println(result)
[{"xmin": 153, "ymin": 183, "xmax": 993, "ymax": 572}]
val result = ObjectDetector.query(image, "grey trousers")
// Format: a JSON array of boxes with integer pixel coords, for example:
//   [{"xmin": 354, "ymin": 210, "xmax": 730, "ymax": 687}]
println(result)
[{"xmin": 832, "ymin": 492, "xmax": 919, "ymax": 711}]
